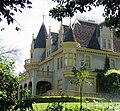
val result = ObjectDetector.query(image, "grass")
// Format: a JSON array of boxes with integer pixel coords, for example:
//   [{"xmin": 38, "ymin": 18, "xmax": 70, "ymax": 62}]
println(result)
[{"xmin": 32, "ymin": 102, "xmax": 120, "ymax": 111}]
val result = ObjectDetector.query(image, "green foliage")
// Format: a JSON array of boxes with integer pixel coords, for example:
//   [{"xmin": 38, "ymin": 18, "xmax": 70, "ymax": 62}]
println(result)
[
  {"xmin": 45, "ymin": 102, "xmax": 64, "ymax": 111},
  {"xmin": 32, "ymin": 96, "xmax": 80, "ymax": 103},
  {"xmin": 71, "ymin": 65, "xmax": 89, "ymax": 86},
  {"xmin": 0, "ymin": 57, "xmax": 18, "ymax": 110},
  {"xmin": 0, "ymin": 0, "xmax": 32, "ymax": 30},
  {"xmin": 31, "ymin": 96, "xmax": 104, "ymax": 104},
  {"xmin": 104, "ymin": 56, "xmax": 110, "ymax": 71},
  {"xmin": 0, "ymin": 57, "xmax": 33, "ymax": 111},
  {"xmin": 71, "ymin": 64, "xmax": 89, "ymax": 111},
  {"xmin": 96, "ymin": 56, "xmax": 120, "ymax": 93},
  {"xmin": 50, "ymin": 0, "xmax": 120, "ymax": 37}
]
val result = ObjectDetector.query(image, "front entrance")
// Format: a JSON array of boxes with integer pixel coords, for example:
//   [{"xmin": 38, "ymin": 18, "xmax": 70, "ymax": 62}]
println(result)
[{"xmin": 36, "ymin": 81, "xmax": 51, "ymax": 95}]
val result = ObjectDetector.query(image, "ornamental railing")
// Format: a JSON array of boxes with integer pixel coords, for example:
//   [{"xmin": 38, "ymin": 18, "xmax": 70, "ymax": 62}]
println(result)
[{"xmin": 42, "ymin": 90, "xmax": 120, "ymax": 101}]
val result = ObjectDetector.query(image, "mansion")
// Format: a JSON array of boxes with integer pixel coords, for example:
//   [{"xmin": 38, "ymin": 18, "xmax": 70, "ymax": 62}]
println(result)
[{"xmin": 19, "ymin": 17, "xmax": 120, "ymax": 98}]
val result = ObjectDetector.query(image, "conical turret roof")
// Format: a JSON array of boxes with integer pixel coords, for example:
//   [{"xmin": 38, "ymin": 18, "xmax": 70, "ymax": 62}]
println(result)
[
  {"xmin": 63, "ymin": 27, "xmax": 75, "ymax": 42},
  {"xmin": 34, "ymin": 23, "xmax": 47, "ymax": 48}
]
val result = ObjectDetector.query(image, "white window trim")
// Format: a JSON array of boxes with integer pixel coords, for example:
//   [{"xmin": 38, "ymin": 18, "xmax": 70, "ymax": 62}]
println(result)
[
  {"xmin": 101, "ymin": 38, "xmax": 112, "ymax": 50},
  {"xmin": 84, "ymin": 55, "xmax": 92, "ymax": 69},
  {"xmin": 110, "ymin": 58, "xmax": 116, "ymax": 69}
]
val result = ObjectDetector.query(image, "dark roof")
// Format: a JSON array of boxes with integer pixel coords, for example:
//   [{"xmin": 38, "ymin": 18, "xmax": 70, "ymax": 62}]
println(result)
[
  {"xmin": 87, "ymin": 27, "xmax": 100, "ymax": 49},
  {"xmin": 34, "ymin": 23, "xmax": 47, "ymax": 48},
  {"xmin": 63, "ymin": 25, "xmax": 69, "ymax": 34},
  {"xmin": 73, "ymin": 20, "xmax": 97, "ymax": 48},
  {"xmin": 63, "ymin": 26, "xmax": 76, "ymax": 42},
  {"xmin": 113, "ymin": 37, "xmax": 120, "ymax": 53},
  {"xmin": 51, "ymin": 32, "xmax": 58, "ymax": 45}
]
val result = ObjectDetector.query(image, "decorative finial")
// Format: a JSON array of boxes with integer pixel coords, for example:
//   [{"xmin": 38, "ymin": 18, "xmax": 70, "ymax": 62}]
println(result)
[
  {"xmin": 69, "ymin": 17, "xmax": 71, "ymax": 28},
  {"xmin": 32, "ymin": 33, "xmax": 34, "ymax": 40},
  {"xmin": 42, "ymin": 12, "xmax": 45, "ymax": 23},
  {"xmin": 49, "ymin": 26, "xmax": 52, "ymax": 39},
  {"xmin": 49, "ymin": 26, "xmax": 51, "ymax": 32}
]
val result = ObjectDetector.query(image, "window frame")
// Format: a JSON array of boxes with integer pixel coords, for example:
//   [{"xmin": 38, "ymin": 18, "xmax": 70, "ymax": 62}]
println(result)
[
  {"xmin": 85, "ymin": 55, "xmax": 92, "ymax": 69},
  {"xmin": 57, "ymin": 79, "xmax": 62, "ymax": 90},
  {"xmin": 64, "ymin": 53, "xmax": 76, "ymax": 67},
  {"xmin": 101, "ymin": 38, "xmax": 112, "ymax": 50},
  {"xmin": 110, "ymin": 58, "xmax": 116, "ymax": 69}
]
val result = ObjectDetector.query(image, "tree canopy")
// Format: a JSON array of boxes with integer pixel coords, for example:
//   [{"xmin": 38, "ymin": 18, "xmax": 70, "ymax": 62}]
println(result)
[
  {"xmin": 0, "ymin": 57, "xmax": 33, "ymax": 110},
  {"xmin": 0, "ymin": 0, "xmax": 32, "ymax": 31},
  {"xmin": 50, "ymin": 0, "xmax": 120, "ymax": 37}
]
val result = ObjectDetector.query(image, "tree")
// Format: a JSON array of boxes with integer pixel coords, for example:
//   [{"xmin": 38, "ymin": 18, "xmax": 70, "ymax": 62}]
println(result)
[
  {"xmin": 104, "ymin": 56, "xmax": 110, "ymax": 71},
  {"xmin": 96, "ymin": 56, "xmax": 120, "ymax": 93},
  {"xmin": 0, "ymin": 57, "xmax": 33, "ymax": 111},
  {"xmin": 0, "ymin": 0, "xmax": 32, "ymax": 31},
  {"xmin": 0, "ymin": 57, "xmax": 18, "ymax": 110},
  {"xmin": 70, "ymin": 64, "xmax": 89, "ymax": 111},
  {"xmin": 49, "ymin": 0, "xmax": 120, "ymax": 37}
]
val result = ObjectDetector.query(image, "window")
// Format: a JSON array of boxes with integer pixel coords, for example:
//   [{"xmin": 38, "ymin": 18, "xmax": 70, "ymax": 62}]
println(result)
[
  {"xmin": 61, "ymin": 57, "xmax": 63, "ymax": 69},
  {"xmin": 57, "ymin": 79, "xmax": 62, "ymax": 90},
  {"xmin": 85, "ymin": 56, "xmax": 91, "ymax": 68},
  {"xmin": 102, "ymin": 38, "xmax": 112, "ymax": 49},
  {"xmin": 107, "ymin": 40, "xmax": 111, "ymax": 49},
  {"xmin": 110, "ymin": 59, "xmax": 116, "ymax": 69},
  {"xmin": 64, "ymin": 53, "xmax": 74, "ymax": 66},
  {"xmin": 57, "ymin": 58, "xmax": 59, "ymax": 70},
  {"xmin": 47, "ymin": 66, "xmax": 49, "ymax": 75},
  {"xmin": 102, "ymin": 39, "xmax": 106, "ymax": 49},
  {"xmin": 42, "ymin": 68, "xmax": 44, "ymax": 71},
  {"xmin": 42, "ymin": 67, "xmax": 44, "ymax": 75},
  {"xmin": 31, "ymin": 53, "xmax": 33, "ymax": 58}
]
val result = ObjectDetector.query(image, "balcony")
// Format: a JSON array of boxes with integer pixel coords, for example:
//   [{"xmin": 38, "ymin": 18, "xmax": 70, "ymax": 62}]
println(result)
[
  {"xmin": 25, "ymin": 58, "xmax": 42, "ymax": 64},
  {"xmin": 25, "ymin": 59, "xmax": 31, "ymax": 64},
  {"xmin": 19, "ymin": 70, "xmax": 53, "ymax": 79},
  {"xmin": 35, "ymin": 70, "xmax": 53, "ymax": 78}
]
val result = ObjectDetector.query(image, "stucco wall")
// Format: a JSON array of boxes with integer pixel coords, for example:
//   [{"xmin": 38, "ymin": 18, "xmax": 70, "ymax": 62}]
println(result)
[
  {"xmin": 92, "ymin": 55, "xmax": 105, "ymax": 70},
  {"xmin": 32, "ymin": 48, "xmax": 45, "ymax": 62}
]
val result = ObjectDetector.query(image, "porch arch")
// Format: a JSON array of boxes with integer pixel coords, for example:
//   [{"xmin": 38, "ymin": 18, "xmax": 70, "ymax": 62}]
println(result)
[
  {"xmin": 36, "ymin": 81, "xmax": 51, "ymax": 95},
  {"xmin": 28, "ymin": 81, "xmax": 32, "ymax": 94},
  {"xmin": 19, "ymin": 85, "xmax": 22, "ymax": 100},
  {"xmin": 24, "ymin": 83, "xmax": 27, "ymax": 89}
]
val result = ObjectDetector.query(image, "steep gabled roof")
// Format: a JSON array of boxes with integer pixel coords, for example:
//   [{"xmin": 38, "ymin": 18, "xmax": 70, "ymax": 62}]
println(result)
[
  {"xmin": 73, "ymin": 20, "xmax": 97, "ymax": 48},
  {"xmin": 34, "ymin": 23, "xmax": 47, "ymax": 48},
  {"xmin": 113, "ymin": 37, "xmax": 120, "ymax": 53},
  {"xmin": 87, "ymin": 27, "xmax": 100, "ymax": 50}
]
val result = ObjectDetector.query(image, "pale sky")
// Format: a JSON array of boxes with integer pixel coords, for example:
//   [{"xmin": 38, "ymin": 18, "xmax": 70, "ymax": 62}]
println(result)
[{"xmin": 0, "ymin": 0, "xmax": 105, "ymax": 74}]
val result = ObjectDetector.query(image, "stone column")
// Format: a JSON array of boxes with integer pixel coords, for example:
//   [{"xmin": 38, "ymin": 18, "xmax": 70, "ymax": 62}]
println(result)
[
  {"xmin": 32, "ymin": 72, "xmax": 36, "ymax": 97},
  {"xmin": 18, "ymin": 86, "xmax": 20, "ymax": 100}
]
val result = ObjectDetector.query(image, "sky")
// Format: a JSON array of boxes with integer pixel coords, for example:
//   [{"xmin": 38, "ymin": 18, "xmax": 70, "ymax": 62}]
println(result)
[{"xmin": 0, "ymin": 0, "xmax": 105, "ymax": 74}]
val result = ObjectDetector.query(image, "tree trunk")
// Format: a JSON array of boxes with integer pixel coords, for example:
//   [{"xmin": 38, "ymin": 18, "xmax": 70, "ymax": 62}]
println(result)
[{"xmin": 79, "ymin": 80, "xmax": 84, "ymax": 111}]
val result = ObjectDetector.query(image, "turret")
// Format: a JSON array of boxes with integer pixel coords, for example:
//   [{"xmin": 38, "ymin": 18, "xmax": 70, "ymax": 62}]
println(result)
[{"xmin": 30, "ymin": 23, "xmax": 48, "ymax": 62}]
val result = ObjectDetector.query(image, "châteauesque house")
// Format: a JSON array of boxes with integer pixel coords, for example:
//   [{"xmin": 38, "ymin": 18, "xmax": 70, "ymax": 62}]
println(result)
[{"xmin": 19, "ymin": 16, "xmax": 120, "ymax": 99}]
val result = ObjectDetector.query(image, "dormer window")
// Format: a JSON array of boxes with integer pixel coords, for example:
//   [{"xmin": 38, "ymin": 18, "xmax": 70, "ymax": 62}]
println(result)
[
  {"xmin": 108, "ymin": 40, "xmax": 111, "ymax": 49},
  {"xmin": 102, "ymin": 39, "xmax": 106, "ymax": 49},
  {"xmin": 99, "ymin": 25, "xmax": 113, "ymax": 51},
  {"xmin": 101, "ymin": 38, "xmax": 112, "ymax": 50}
]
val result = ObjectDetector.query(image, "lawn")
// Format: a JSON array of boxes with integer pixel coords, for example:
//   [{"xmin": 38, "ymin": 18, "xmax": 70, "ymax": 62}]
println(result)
[{"xmin": 32, "ymin": 102, "xmax": 120, "ymax": 111}]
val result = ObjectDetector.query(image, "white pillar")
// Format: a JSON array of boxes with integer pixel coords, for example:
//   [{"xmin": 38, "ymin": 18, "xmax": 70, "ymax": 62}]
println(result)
[{"xmin": 32, "ymin": 76, "xmax": 36, "ymax": 97}]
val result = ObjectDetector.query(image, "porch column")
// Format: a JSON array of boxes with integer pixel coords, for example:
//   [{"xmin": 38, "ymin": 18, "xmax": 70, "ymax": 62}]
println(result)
[
  {"xmin": 18, "ymin": 86, "xmax": 20, "ymax": 100},
  {"xmin": 32, "ymin": 75, "xmax": 36, "ymax": 96}
]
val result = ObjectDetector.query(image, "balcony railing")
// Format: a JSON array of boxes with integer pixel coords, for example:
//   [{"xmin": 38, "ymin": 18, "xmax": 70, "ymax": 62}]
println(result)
[
  {"xmin": 36, "ymin": 70, "xmax": 53, "ymax": 78},
  {"xmin": 42, "ymin": 90, "xmax": 119, "ymax": 101},
  {"xmin": 25, "ymin": 59, "xmax": 42, "ymax": 64},
  {"xmin": 43, "ymin": 90, "xmax": 108, "ymax": 97},
  {"xmin": 19, "ymin": 70, "xmax": 53, "ymax": 78},
  {"xmin": 25, "ymin": 59, "xmax": 31, "ymax": 64}
]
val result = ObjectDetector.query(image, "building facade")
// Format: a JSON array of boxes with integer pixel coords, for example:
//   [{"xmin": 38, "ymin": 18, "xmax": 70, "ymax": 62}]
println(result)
[{"xmin": 19, "ymin": 17, "xmax": 120, "ymax": 97}]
